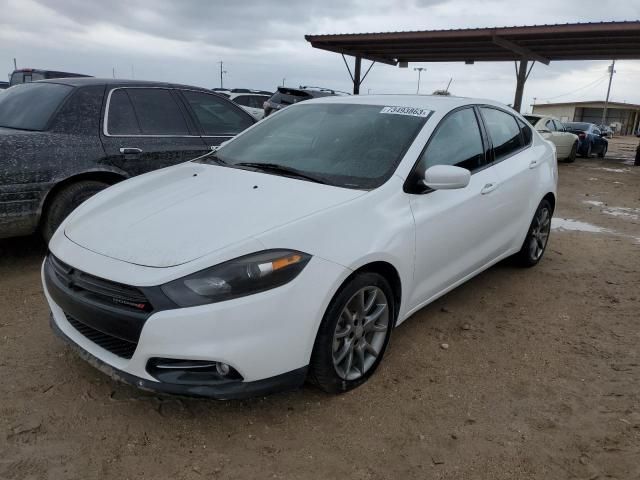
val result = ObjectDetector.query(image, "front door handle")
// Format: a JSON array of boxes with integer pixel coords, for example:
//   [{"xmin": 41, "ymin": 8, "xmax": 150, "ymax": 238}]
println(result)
[
  {"xmin": 480, "ymin": 182, "xmax": 498, "ymax": 195},
  {"xmin": 119, "ymin": 147, "xmax": 142, "ymax": 155},
  {"xmin": 529, "ymin": 159, "xmax": 541, "ymax": 169}
]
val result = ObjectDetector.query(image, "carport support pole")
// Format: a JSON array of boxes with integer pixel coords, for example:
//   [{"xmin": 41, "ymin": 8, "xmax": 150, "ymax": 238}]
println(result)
[
  {"xmin": 513, "ymin": 59, "xmax": 528, "ymax": 113},
  {"xmin": 353, "ymin": 56, "xmax": 362, "ymax": 95}
]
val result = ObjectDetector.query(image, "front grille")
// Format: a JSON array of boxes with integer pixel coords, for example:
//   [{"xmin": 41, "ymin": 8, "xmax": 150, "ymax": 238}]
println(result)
[
  {"xmin": 48, "ymin": 255, "xmax": 151, "ymax": 312},
  {"xmin": 66, "ymin": 314, "xmax": 138, "ymax": 359}
]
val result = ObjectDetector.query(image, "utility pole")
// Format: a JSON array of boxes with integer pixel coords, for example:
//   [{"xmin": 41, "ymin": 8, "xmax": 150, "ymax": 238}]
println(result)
[
  {"xmin": 112, "ymin": 67, "xmax": 115, "ymax": 79},
  {"xmin": 13, "ymin": 58, "xmax": 17, "ymax": 70},
  {"xmin": 218, "ymin": 61, "xmax": 227, "ymax": 89},
  {"xmin": 414, "ymin": 67, "xmax": 426, "ymax": 94},
  {"xmin": 282, "ymin": 78, "xmax": 285, "ymax": 87},
  {"xmin": 601, "ymin": 60, "xmax": 616, "ymax": 127}
]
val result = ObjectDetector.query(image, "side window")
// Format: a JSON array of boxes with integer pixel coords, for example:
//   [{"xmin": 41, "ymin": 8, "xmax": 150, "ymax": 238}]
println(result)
[
  {"xmin": 593, "ymin": 127, "xmax": 601, "ymax": 135},
  {"xmin": 125, "ymin": 88, "xmax": 190, "ymax": 135},
  {"xmin": 182, "ymin": 90, "xmax": 254, "ymax": 136},
  {"xmin": 517, "ymin": 118, "xmax": 533, "ymax": 146},
  {"xmin": 233, "ymin": 95, "xmax": 251, "ymax": 107},
  {"xmin": 251, "ymin": 96, "xmax": 268, "ymax": 109},
  {"xmin": 480, "ymin": 107, "xmax": 524, "ymax": 161},
  {"xmin": 107, "ymin": 89, "xmax": 141, "ymax": 135},
  {"xmin": 553, "ymin": 120, "xmax": 563, "ymax": 131},
  {"xmin": 545, "ymin": 119, "xmax": 556, "ymax": 131},
  {"xmin": 417, "ymin": 107, "xmax": 485, "ymax": 172}
]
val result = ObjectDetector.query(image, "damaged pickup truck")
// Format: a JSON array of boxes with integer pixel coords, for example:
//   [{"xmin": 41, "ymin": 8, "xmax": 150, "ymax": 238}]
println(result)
[{"xmin": 0, "ymin": 78, "xmax": 255, "ymax": 240}]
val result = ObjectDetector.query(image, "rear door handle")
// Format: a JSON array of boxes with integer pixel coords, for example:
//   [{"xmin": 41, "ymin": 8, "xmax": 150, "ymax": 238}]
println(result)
[
  {"xmin": 480, "ymin": 182, "xmax": 498, "ymax": 195},
  {"xmin": 529, "ymin": 159, "xmax": 541, "ymax": 169},
  {"xmin": 119, "ymin": 147, "xmax": 142, "ymax": 155}
]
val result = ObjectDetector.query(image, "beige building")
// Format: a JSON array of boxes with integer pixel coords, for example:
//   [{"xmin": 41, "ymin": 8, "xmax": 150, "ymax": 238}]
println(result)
[{"xmin": 532, "ymin": 100, "xmax": 640, "ymax": 135}]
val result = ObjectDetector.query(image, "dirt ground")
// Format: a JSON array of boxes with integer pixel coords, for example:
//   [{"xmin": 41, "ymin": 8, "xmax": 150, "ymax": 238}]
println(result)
[{"xmin": 1, "ymin": 137, "xmax": 639, "ymax": 480}]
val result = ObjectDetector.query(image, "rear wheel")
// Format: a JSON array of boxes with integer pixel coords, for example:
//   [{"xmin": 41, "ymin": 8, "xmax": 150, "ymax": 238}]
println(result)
[
  {"xmin": 41, "ymin": 180, "xmax": 110, "ymax": 242},
  {"xmin": 598, "ymin": 144, "xmax": 608, "ymax": 158},
  {"xmin": 514, "ymin": 199, "xmax": 552, "ymax": 268},
  {"xmin": 309, "ymin": 272, "xmax": 394, "ymax": 394},
  {"xmin": 565, "ymin": 142, "xmax": 577, "ymax": 163}
]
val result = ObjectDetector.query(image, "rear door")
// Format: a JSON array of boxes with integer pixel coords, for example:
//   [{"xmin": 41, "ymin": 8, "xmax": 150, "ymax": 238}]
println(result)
[
  {"xmin": 100, "ymin": 87, "xmax": 209, "ymax": 177},
  {"xmin": 479, "ymin": 106, "xmax": 539, "ymax": 251},
  {"xmin": 178, "ymin": 90, "xmax": 255, "ymax": 147}
]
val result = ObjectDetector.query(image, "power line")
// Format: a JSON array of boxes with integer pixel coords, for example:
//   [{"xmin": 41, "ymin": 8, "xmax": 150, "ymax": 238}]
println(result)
[{"xmin": 536, "ymin": 75, "xmax": 608, "ymax": 102}]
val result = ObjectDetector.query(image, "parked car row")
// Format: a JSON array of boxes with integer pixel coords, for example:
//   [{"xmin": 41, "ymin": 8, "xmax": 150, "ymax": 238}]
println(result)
[{"xmin": 524, "ymin": 115, "xmax": 608, "ymax": 162}]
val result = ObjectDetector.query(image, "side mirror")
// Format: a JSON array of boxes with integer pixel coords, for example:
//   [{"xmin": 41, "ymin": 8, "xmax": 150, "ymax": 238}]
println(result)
[{"xmin": 423, "ymin": 165, "xmax": 471, "ymax": 190}]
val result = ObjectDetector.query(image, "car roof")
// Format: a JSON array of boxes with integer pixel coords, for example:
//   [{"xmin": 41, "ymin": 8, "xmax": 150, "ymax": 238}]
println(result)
[
  {"xmin": 230, "ymin": 92, "xmax": 270, "ymax": 97},
  {"xmin": 34, "ymin": 77, "xmax": 212, "ymax": 92},
  {"xmin": 305, "ymin": 94, "xmax": 513, "ymax": 112}
]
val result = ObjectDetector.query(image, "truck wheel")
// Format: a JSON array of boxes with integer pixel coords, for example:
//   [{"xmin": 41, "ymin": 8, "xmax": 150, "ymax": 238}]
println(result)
[{"xmin": 42, "ymin": 181, "xmax": 110, "ymax": 242}]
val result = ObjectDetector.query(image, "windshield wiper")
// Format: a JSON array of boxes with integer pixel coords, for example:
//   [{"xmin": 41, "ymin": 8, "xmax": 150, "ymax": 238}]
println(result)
[{"xmin": 234, "ymin": 162, "xmax": 330, "ymax": 185}]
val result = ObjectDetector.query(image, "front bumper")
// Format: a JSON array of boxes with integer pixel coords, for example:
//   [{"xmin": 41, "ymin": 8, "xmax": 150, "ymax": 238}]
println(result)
[
  {"xmin": 43, "ymin": 253, "xmax": 349, "ymax": 399},
  {"xmin": 50, "ymin": 314, "xmax": 307, "ymax": 399}
]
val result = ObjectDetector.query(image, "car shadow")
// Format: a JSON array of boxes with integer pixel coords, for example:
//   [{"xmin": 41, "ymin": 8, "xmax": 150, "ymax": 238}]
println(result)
[{"xmin": 0, "ymin": 234, "xmax": 47, "ymax": 268}]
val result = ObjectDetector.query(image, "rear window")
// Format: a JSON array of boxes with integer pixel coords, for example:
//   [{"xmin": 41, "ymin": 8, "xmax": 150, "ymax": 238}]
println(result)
[
  {"xmin": 0, "ymin": 82, "xmax": 73, "ymax": 130},
  {"xmin": 523, "ymin": 115, "xmax": 540, "ymax": 125}
]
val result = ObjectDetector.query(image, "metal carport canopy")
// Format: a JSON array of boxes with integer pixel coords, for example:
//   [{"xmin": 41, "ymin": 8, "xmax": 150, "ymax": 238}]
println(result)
[{"xmin": 305, "ymin": 21, "xmax": 640, "ymax": 111}]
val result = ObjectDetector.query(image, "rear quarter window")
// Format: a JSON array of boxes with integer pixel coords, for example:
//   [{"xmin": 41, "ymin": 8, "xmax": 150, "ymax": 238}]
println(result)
[{"xmin": 0, "ymin": 82, "xmax": 73, "ymax": 130}]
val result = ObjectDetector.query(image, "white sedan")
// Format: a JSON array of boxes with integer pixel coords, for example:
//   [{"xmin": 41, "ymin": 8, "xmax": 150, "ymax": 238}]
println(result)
[
  {"xmin": 524, "ymin": 115, "xmax": 579, "ymax": 163},
  {"xmin": 43, "ymin": 95, "xmax": 557, "ymax": 398}
]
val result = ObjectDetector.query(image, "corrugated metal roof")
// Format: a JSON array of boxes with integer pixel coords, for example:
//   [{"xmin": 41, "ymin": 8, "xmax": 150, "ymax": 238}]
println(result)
[{"xmin": 306, "ymin": 21, "xmax": 640, "ymax": 65}]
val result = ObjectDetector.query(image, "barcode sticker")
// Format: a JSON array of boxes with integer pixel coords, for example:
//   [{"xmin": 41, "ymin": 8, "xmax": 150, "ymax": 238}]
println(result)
[{"xmin": 380, "ymin": 106, "xmax": 431, "ymax": 117}]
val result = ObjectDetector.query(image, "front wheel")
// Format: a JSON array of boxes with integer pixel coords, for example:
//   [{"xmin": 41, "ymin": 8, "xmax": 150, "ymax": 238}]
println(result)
[
  {"xmin": 514, "ymin": 199, "xmax": 552, "ymax": 268},
  {"xmin": 309, "ymin": 272, "xmax": 394, "ymax": 394},
  {"xmin": 582, "ymin": 142, "xmax": 592, "ymax": 158}
]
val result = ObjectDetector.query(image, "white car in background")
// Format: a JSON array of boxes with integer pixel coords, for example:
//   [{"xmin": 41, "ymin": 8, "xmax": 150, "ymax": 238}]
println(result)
[
  {"xmin": 524, "ymin": 115, "xmax": 579, "ymax": 163},
  {"xmin": 228, "ymin": 92, "xmax": 271, "ymax": 120},
  {"xmin": 43, "ymin": 95, "xmax": 557, "ymax": 399}
]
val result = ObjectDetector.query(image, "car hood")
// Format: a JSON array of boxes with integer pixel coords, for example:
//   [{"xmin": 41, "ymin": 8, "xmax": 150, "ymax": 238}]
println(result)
[{"xmin": 64, "ymin": 162, "xmax": 365, "ymax": 267}]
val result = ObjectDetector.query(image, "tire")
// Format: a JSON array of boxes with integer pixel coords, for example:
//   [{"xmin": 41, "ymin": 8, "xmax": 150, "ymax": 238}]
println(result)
[
  {"xmin": 581, "ymin": 142, "xmax": 592, "ymax": 158},
  {"xmin": 309, "ymin": 272, "xmax": 395, "ymax": 394},
  {"xmin": 41, "ymin": 180, "xmax": 110, "ymax": 242},
  {"xmin": 598, "ymin": 144, "xmax": 607, "ymax": 158},
  {"xmin": 514, "ymin": 199, "xmax": 552, "ymax": 268},
  {"xmin": 565, "ymin": 142, "xmax": 577, "ymax": 163}
]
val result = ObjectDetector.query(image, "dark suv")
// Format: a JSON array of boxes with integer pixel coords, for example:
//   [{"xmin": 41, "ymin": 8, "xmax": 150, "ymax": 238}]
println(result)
[
  {"xmin": 263, "ymin": 86, "xmax": 347, "ymax": 117},
  {"xmin": 0, "ymin": 78, "xmax": 255, "ymax": 240}
]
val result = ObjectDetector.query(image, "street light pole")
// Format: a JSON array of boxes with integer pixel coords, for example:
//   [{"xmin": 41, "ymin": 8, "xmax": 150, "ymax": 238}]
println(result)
[
  {"xmin": 414, "ymin": 67, "xmax": 426, "ymax": 94},
  {"xmin": 218, "ymin": 61, "xmax": 227, "ymax": 89}
]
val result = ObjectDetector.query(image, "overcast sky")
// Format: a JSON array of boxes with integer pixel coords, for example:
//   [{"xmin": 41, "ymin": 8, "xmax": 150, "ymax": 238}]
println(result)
[{"xmin": 1, "ymin": 0, "xmax": 639, "ymax": 112}]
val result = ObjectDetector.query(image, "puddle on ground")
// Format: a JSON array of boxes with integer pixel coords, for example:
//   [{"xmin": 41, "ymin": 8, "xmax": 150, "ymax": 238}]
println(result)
[{"xmin": 551, "ymin": 218, "xmax": 610, "ymax": 233}]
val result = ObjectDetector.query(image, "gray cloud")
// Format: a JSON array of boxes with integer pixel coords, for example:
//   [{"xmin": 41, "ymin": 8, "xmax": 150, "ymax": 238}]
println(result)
[{"xmin": 1, "ymin": 0, "xmax": 639, "ymax": 111}]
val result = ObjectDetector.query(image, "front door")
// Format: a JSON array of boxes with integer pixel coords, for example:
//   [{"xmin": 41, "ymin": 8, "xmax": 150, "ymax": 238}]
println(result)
[
  {"xmin": 408, "ymin": 107, "xmax": 505, "ymax": 309},
  {"xmin": 100, "ymin": 87, "xmax": 209, "ymax": 177}
]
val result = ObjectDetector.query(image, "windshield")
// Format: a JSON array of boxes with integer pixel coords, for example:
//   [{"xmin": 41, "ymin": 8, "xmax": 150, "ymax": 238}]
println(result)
[
  {"xmin": 564, "ymin": 122, "xmax": 590, "ymax": 130},
  {"xmin": 211, "ymin": 103, "xmax": 431, "ymax": 189},
  {"xmin": 0, "ymin": 82, "xmax": 73, "ymax": 130}
]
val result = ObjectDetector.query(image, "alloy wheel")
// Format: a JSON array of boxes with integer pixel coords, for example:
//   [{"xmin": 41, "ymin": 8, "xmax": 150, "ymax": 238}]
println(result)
[
  {"xmin": 332, "ymin": 286, "xmax": 389, "ymax": 380},
  {"xmin": 529, "ymin": 206, "xmax": 551, "ymax": 261}
]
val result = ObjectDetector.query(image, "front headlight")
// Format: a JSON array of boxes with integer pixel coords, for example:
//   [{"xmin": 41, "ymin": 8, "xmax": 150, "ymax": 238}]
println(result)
[{"xmin": 161, "ymin": 250, "xmax": 311, "ymax": 307}]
